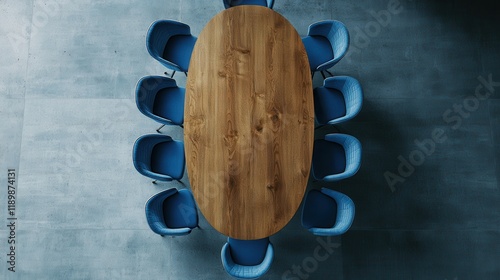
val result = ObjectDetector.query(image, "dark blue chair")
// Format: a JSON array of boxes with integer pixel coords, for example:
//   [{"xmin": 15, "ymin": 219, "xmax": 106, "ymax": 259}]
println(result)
[
  {"xmin": 301, "ymin": 188, "xmax": 355, "ymax": 236},
  {"xmin": 135, "ymin": 76, "xmax": 185, "ymax": 132},
  {"xmin": 314, "ymin": 76, "xmax": 363, "ymax": 126},
  {"xmin": 221, "ymin": 237, "xmax": 274, "ymax": 279},
  {"xmin": 302, "ymin": 20, "xmax": 349, "ymax": 78},
  {"xmin": 132, "ymin": 134, "xmax": 185, "ymax": 184},
  {"xmin": 145, "ymin": 188, "xmax": 199, "ymax": 236},
  {"xmin": 312, "ymin": 133, "xmax": 361, "ymax": 182},
  {"xmin": 223, "ymin": 0, "xmax": 274, "ymax": 9},
  {"xmin": 146, "ymin": 20, "xmax": 197, "ymax": 78}
]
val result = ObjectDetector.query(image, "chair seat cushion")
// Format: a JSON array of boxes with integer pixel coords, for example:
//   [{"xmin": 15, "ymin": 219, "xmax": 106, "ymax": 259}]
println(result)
[
  {"xmin": 313, "ymin": 139, "xmax": 346, "ymax": 179},
  {"xmin": 302, "ymin": 35, "xmax": 334, "ymax": 71},
  {"xmin": 228, "ymin": 238, "xmax": 268, "ymax": 266},
  {"xmin": 163, "ymin": 35, "xmax": 197, "ymax": 72},
  {"xmin": 229, "ymin": 0, "xmax": 268, "ymax": 7},
  {"xmin": 302, "ymin": 189, "xmax": 337, "ymax": 229},
  {"xmin": 314, "ymin": 86, "xmax": 346, "ymax": 124},
  {"xmin": 150, "ymin": 141, "xmax": 185, "ymax": 179},
  {"xmin": 162, "ymin": 190, "xmax": 198, "ymax": 229},
  {"xmin": 153, "ymin": 86, "xmax": 185, "ymax": 125}
]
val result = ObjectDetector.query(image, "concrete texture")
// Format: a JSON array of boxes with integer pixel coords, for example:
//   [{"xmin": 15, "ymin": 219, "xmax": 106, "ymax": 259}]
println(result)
[{"xmin": 1, "ymin": 0, "xmax": 499, "ymax": 279}]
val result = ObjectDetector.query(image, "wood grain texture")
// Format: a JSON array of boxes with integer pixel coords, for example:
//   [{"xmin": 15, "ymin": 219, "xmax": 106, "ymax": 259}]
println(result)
[{"xmin": 185, "ymin": 6, "xmax": 314, "ymax": 240}]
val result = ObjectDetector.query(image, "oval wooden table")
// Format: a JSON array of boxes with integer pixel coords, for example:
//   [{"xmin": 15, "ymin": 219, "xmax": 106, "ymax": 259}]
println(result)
[{"xmin": 184, "ymin": 6, "xmax": 314, "ymax": 240}]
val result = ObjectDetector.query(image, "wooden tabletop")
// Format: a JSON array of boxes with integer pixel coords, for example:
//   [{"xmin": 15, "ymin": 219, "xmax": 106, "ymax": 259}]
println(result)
[{"xmin": 184, "ymin": 6, "xmax": 314, "ymax": 240}]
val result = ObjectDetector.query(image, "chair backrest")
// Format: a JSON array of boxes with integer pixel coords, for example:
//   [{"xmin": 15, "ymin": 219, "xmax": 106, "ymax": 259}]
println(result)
[
  {"xmin": 145, "ymin": 188, "xmax": 178, "ymax": 233},
  {"xmin": 223, "ymin": 0, "xmax": 275, "ymax": 9},
  {"xmin": 308, "ymin": 20, "xmax": 349, "ymax": 68},
  {"xmin": 146, "ymin": 20, "xmax": 191, "ymax": 68},
  {"xmin": 323, "ymin": 76, "xmax": 363, "ymax": 120},
  {"xmin": 312, "ymin": 133, "xmax": 361, "ymax": 182},
  {"xmin": 133, "ymin": 134, "xmax": 183, "ymax": 182},
  {"xmin": 302, "ymin": 188, "xmax": 355, "ymax": 236},
  {"xmin": 325, "ymin": 133, "xmax": 361, "ymax": 177},
  {"xmin": 136, "ymin": 76, "xmax": 178, "ymax": 115},
  {"xmin": 133, "ymin": 134, "xmax": 173, "ymax": 170},
  {"xmin": 221, "ymin": 237, "xmax": 274, "ymax": 279},
  {"xmin": 145, "ymin": 188, "xmax": 198, "ymax": 236}
]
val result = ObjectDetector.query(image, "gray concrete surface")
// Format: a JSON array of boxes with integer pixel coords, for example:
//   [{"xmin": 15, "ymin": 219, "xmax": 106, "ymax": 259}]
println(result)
[{"xmin": 1, "ymin": 0, "xmax": 499, "ymax": 279}]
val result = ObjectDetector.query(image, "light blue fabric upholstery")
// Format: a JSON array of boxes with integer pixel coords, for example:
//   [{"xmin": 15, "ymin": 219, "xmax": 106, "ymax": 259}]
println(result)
[
  {"xmin": 146, "ymin": 20, "xmax": 197, "ymax": 74},
  {"xmin": 223, "ymin": 0, "xmax": 274, "ymax": 9},
  {"xmin": 145, "ymin": 188, "xmax": 199, "ymax": 236},
  {"xmin": 135, "ymin": 75, "xmax": 185, "ymax": 127},
  {"xmin": 132, "ymin": 134, "xmax": 185, "ymax": 182},
  {"xmin": 311, "ymin": 133, "xmax": 362, "ymax": 182},
  {"xmin": 221, "ymin": 237, "xmax": 274, "ymax": 279},
  {"xmin": 314, "ymin": 76, "xmax": 363, "ymax": 125},
  {"xmin": 301, "ymin": 188, "xmax": 355, "ymax": 236},
  {"xmin": 302, "ymin": 20, "xmax": 349, "ymax": 73}
]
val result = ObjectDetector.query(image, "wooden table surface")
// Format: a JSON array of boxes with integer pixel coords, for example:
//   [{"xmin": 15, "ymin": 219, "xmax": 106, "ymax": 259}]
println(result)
[{"xmin": 184, "ymin": 6, "xmax": 314, "ymax": 240}]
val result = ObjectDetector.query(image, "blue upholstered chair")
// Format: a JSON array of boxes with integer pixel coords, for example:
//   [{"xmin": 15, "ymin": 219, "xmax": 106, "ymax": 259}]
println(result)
[
  {"xmin": 302, "ymin": 20, "xmax": 349, "ymax": 78},
  {"xmin": 223, "ymin": 0, "xmax": 274, "ymax": 9},
  {"xmin": 312, "ymin": 133, "xmax": 361, "ymax": 182},
  {"xmin": 132, "ymin": 134, "xmax": 185, "ymax": 184},
  {"xmin": 301, "ymin": 188, "xmax": 355, "ymax": 236},
  {"xmin": 314, "ymin": 76, "xmax": 363, "ymax": 126},
  {"xmin": 145, "ymin": 188, "xmax": 199, "ymax": 236},
  {"xmin": 146, "ymin": 20, "xmax": 197, "ymax": 78},
  {"xmin": 221, "ymin": 237, "xmax": 274, "ymax": 279},
  {"xmin": 135, "ymin": 76, "xmax": 185, "ymax": 132}
]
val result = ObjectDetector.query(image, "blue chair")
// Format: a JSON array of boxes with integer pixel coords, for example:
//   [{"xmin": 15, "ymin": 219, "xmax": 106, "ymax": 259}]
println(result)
[
  {"xmin": 133, "ymin": 134, "xmax": 185, "ymax": 184},
  {"xmin": 135, "ymin": 76, "xmax": 185, "ymax": 132},
  {"xmin": 302, "ymin": 20, "xmax": 349, "ymax": 78},
  {"xmin": 146, "ymin": 20, "xmax": 197, "ymax": 78},
  {"xmin": 221, "ymin": 237, "xmax": 274, "ymax": 279},
  {"xmin": 314, "ymin": 76, "xmax": 363, "ymax": 126},
  {"xmin": 301, "ymin": 188, "xmax": 355, "ymax": 236},
  {"xmin": 223, "ymin": 0, "xmax": 274, "ymax": 9},
  {"xmin": 312, "ymin": 133, "xmax": 361, "ymax": 182},
  {"xmin": 145, "ymin": 188, "xmax": 199, "ymax": 236}
]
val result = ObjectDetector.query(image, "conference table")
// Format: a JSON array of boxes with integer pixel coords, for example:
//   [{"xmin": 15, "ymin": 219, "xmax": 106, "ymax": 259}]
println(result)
[{"xmin": 184, "ymin": 5, "xmax": 314, "ymax": 240}]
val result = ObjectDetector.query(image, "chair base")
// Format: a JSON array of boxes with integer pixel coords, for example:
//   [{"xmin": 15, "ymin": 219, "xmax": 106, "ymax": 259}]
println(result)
[
  {"xmin": 321, "ymin": 70, "xmax": 333, "ymax": 79},
  {"xmin": 151, "ymin": 179, "xmax": 186, "ymax": 186},
  {"xmin": 314, "ymin": 124, "xmax": 340, "ymax": 133},
  {"xmin": 156, "ymin": 124, "xmax": 184, "ymax": 133},
  {"xmin": 165, "ymin": 71, "xmax": 176, "ymax": 78},
  {"xmin": 312, "ymin": 69, "xmax": 334, "ymax": 79},
  {"xmin": 164, "ymin": 71, "xmax": 188, "ymax": 78},
  {"xmin": 156, "ymin": 124, "xmax": 166, "ymax": 133}
]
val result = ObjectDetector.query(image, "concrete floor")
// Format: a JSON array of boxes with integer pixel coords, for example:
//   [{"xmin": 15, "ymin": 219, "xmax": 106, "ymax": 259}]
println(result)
[{"xmin": 1, "ymin": 0, "xmax": 499, "ymax": 279}]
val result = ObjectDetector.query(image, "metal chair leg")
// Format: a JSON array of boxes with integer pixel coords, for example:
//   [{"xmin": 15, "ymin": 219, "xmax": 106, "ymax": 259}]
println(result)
[
  {"xmin": 156, "ymin": 124, "xmax": 166, "ymax": 133},
  {"xmin": 325, "ymin": 69, "xmax": 333, "ymax": 77},
  {"xmin": 177, "ymin": 179, "xmax": 186, "ymax": 187},
  {"xmin": 152, "ymin": 180, "xmax": 158, "ymax": 184},
  {"xmin": 312, "ymin": 71, "xmax": 315, "ymax": 79},
  {"xmin": 165, "ymin": 71, "xmax": 176, "ymax": 78},
  {"xmin": 184, "ymin": 72, "xmax": 188, "ymax": 76},
  {"xmin": 314, "ymin": 123, "xmax": 326, "ymax": 130},
  {"xmin": 320, "ymin": 71, "xmax": 326, "ymax": 79}
]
